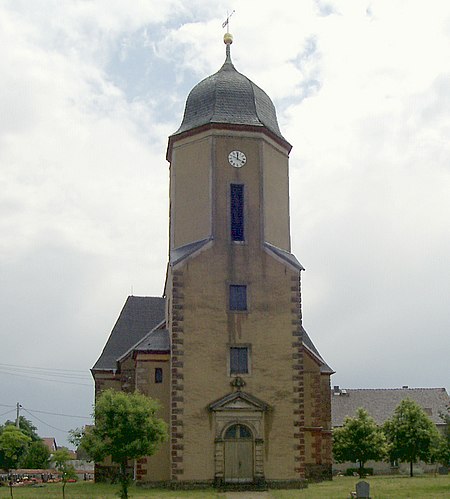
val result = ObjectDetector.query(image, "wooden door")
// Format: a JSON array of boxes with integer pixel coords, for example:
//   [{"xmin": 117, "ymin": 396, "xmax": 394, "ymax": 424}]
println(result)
[{"xmin": 224, "ymin": 424, "xmax": 253, "ymax": 482}]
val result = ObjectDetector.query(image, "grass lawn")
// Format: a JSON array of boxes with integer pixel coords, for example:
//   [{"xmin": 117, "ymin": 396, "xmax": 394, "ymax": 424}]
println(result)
[
  {"xmin": 0, "ymin": 475, "xmax": 449, "ymax": 498},
  {"xmin": 274, "ymin": 475, "xmax": 450, "ymax": 498}
]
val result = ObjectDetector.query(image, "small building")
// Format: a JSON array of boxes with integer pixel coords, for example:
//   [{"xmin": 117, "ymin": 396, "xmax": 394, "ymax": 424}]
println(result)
[
  {"xmin": 42, "ymin": 437, "xmax": 58, "ymax": 454},
  {"xmin": 331, "ymin": 386, "xmax": 450, "ymax": 474}
]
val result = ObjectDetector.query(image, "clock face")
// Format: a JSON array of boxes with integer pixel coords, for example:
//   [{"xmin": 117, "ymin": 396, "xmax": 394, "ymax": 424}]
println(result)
[{"xmin": 228, "ymin": 150, "xmax": 247, "ymax": 168}]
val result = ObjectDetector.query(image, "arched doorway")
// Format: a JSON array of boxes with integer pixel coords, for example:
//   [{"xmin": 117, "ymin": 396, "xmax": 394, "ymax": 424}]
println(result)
[{"xmin": 224, "ymin": 423, "xmax": 254, "ymax": 482}]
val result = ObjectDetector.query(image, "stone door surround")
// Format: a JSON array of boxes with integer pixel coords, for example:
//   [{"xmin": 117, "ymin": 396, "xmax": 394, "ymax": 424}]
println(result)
[{"xmin": 208, "ymin": 390, "xmax": 269, "ymax": 485}]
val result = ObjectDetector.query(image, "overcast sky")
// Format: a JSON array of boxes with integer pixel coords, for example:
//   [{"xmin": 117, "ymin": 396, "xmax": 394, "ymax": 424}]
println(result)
[{"xmin": 1, "ymin": 1, "xmax": 449, "ymax": 448}]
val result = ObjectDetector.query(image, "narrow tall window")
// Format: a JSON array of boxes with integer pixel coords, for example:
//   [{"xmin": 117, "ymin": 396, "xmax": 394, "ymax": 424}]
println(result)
[
  {"xmin": 154, "ymin": 368, "xmax": 163, "ymax": 383},
  {"xmin": 229, "ymin": 284, "xmax": 247, "ymax": 311},
  {"xmin": 230, "ymin": 184, "xmax": 244, "ymax": 241},
  {"xmin": 230, "ymin": 347, "xmax": 249, "ymax": 374}
]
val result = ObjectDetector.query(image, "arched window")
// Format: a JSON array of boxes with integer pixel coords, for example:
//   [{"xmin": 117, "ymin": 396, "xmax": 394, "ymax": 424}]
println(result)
[{"xmin": 224, "ymin": 424, "xmax": 252, "ymax": 440}]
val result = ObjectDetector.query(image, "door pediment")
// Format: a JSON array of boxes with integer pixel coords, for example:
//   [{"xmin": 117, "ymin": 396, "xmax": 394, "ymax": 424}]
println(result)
[{"xmin": 208, "ymin": 391, "xmax": 270, "ymax": 412}]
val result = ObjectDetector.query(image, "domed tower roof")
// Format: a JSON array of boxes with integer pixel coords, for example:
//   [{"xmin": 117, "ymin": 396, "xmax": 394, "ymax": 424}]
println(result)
[{"xmin": 169, "ymin": 34, "xmax": 290, "ymax": 152}]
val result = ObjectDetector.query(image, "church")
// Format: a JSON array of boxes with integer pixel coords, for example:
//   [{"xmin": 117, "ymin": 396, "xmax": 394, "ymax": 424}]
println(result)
[{"xmin": 92, "ymin": 32, "xmax": 333, "ymax": 487}]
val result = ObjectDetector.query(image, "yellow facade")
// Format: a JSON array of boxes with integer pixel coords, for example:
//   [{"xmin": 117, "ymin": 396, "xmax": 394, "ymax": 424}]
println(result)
[
  {"xmin": 92, "ymin": 40, "xmax": 332, "ymax": 487},
  {"xmin": 166, "ymin": 127, "xmax": 332, "ymax": 484}
]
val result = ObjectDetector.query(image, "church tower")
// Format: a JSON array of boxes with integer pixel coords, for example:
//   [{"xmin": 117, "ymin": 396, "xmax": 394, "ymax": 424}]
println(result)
[
  {"xmin": 165, "ymin": 33, "xmax": 333, "ymax": 485},
  {"xmin": 92, "ymin": 32, "xmax": 332, "ymax": 487}
]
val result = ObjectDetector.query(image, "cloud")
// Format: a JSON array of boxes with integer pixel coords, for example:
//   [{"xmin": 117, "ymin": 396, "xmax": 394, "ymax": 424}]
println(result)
[
  {"xmin": 1, "ymin": 0, "xmax": 449, "ymax": 445},
  {"xmin": 286, "ymin": 2, "xmax": 450, "ymax": 389}
]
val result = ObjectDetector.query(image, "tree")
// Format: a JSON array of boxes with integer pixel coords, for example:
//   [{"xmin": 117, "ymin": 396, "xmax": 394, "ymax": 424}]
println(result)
[
  {"xmin": 2, "ymin": 416, "xmax": 51, "ymax": 469},
  {"xmin": 53, "ymin": 448, "xmax": 77, "ymax": 499},
  {"xmin": 74, "ymin": 442, "xmax": 90, "ymax": 461},
  {"xmin": 3, "ymin": 416, "xmax": 40, "ymax": 442},
  {"xmin": 384, "ymin": 398, "xmax": 441, "ymax": 476},
  {"xmin": 75, "ymin": 389, "xmax": 168, "ymax": 499},
  {"xmin": 333, "ymin": 407, "xmax": 387, "ymax": 477},
  {"xmin": 433, "ymin": 406, "xmax": 450, "ymax": 467},
  {"xmin": 20, "ymin": 439, "xmax": 51, "ymax": 469},
  {"xmin": 0, "ymin": 426, "xmax": 32, "ymax": 498}
]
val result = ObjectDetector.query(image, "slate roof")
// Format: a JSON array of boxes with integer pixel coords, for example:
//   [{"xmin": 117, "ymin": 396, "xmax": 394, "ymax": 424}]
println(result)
[
  {"xmin": 118, "ymin": 327, "xmax": 170, "ymax": 363},
  {"xmin": 92, "ymin": 295, "xmax": 332, "ymax": 377},
  {"xmin": 332, "ymin": 387, "xmax": 450, "ymax": 426},
  {"xmin": 264, "ymin": 242, "xmax": 304, "ymax": 271},
  {"xmin": 92, "ymin": 296, "xmax": 165, "ymax": 371},
  {"xmin": 302, "ymin": 327, "xmax": 334, "ymax": 374},
  {"xmin": 171, "ymin": 238, "xmax": 212, "ymax": 266},
  {"xmin": 134, "ymin": 327, "xmax": 170, "ymax": 353},
  {"xmin": 172, "ymin": 44, "xmax": 288, "ymax": 145}
]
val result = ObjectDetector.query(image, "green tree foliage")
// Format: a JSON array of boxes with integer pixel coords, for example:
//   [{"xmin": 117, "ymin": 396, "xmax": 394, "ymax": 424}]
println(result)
[
  {"xmin": 53, "ymin": 448, "xmax": 77, "ymax": 499},
  {"xmin": 0, "ymin": 426, "xmax": 32, "ymax": 498},
  {"xmin": 384, "ymin": 398, "xmax": 441, "ymax": 476},
  {"xmin": 76, "ymin": 389, "xmax": 168, "ymax": 499},
  {"xmin": 1, "ymin": 416, "xmax": 51, "ymax": 469},
  {"xmin": 3, "ymin": 416, "xmax": 40, "ymax": 442},
  {"xmin": 74, "ymin": 442, "xmax": 90, "ymax": 461},
  {"xmin": 20, "ymin": 439, "xmax": 51, "ymax": 469},
  {"xmin": 433, "ymin": 406, "xmax": 450, "ymax": 466},
  {"xmin": 333, "ymin": 407, "xmax": 387, "ymax": 477},
  {"xmin": 0, "ymin": 425, "xmax": 32, "ymax": 470}
]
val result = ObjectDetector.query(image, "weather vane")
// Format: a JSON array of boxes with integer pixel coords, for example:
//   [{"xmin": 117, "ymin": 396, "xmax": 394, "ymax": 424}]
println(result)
[{"xmin": 222, "ymin": 10, "xmax": 235, "ymax": 32}]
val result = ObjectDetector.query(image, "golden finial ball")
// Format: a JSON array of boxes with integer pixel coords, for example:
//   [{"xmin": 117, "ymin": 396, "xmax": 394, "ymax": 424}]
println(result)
[{"xmin": 223, "ymin": 33, "xmax": 233, "ymax": 45}]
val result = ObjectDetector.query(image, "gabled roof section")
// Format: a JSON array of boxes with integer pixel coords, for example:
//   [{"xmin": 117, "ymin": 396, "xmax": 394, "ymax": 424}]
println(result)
[
  {"xmin": 118, "ymin": 326, "xmax": 170, "ymax": 363},
  {"xmin": 264, "ymin": 242, "xmax": 304, "ymax": 271},
  {"xmin": 170, "ymin": 238, "xmax": 212, "ymax": 267},
  {"xmin": 134, "ymin": 327, "xmax": 169, "ymax": 353},
  {"xmin": 208, "ymin": 391, "xmax": 270, "ymax": 412},
  {"xmin": 92, "ymin": 296, "xmax": 166, "ymax": 372},
  {"xmin": 302, "ymin": 326, "xmax": 334, "ymax": 374},
  {"xmin": 332, "ymin": 387, "xmax": 450, "ymax": 426}
]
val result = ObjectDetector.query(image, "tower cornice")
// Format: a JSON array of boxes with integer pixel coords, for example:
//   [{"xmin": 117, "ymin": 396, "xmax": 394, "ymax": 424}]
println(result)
[{"xmin": 166, "ymin": 122, "xmax": 292, "ymax": 162}]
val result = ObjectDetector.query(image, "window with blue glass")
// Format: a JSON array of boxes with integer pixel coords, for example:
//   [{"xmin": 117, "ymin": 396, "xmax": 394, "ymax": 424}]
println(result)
[
  {"xmin": 229, "ymin": 284, "xmax": 247, "ymax": 311},
  {"xmin": 230, "ymin": 184, "xmax": 244, "ymax": 241},
  {"xmin": 230, "ymin": 347, "xmax": 249, "ymax": 375}
]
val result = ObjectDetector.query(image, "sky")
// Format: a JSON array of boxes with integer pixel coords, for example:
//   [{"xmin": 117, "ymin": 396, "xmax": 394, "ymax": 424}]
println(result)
[{"xmin": 1, "ymin": 0, "xmax": 449, "ymax": 448}]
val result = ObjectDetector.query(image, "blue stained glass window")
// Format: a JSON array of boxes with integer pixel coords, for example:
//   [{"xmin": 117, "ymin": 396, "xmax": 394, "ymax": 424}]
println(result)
[{"xmin": 231, "ymin": 184, "xmax": 244, "ymax": 241}]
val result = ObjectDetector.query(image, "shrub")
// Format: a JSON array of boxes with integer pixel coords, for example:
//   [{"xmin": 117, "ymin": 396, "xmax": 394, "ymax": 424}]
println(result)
[{"xmin": 344, "ymin": 467, "xmax": 373, "ymax": 477}]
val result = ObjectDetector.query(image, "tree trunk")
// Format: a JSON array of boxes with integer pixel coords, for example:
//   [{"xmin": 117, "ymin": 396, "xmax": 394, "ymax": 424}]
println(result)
[
  {"xmin": 410, "ymin": 460, "xmax": 413, "ymax": 477},
  {"xmin": 359, "ymin": 461, "xmax": 365, "ymax": 478},
  {"xmin": 119, "ymin": 461, "xmax": 129, "ymax": 499},
  {"xmin": 8, "ymin": 472, "xmax": 14, "ymax": 499},
  {"xmin": 62, "ymin": 480, "xmax": 66, "ymax": 499}
]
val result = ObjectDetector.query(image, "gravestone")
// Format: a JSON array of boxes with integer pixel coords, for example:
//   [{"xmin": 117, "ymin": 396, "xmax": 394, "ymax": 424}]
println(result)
[{"xmin": 356, "ymin": 480, "xmax": 370, "ymax": 498}]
